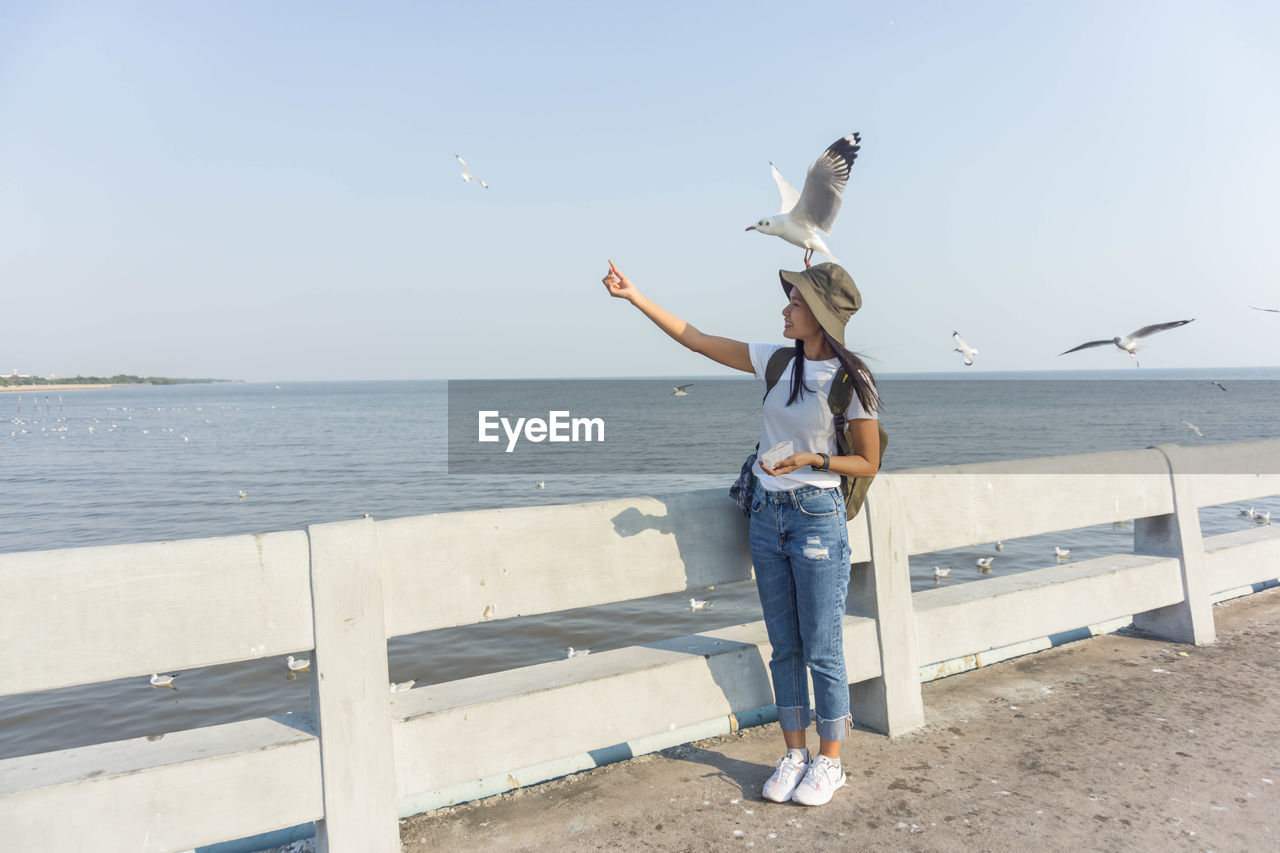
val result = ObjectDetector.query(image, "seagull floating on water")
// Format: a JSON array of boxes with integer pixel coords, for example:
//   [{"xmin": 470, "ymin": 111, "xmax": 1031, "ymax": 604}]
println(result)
[
  {"xmin": 746, "ymin": 133, "xmax": 861, "ymax": 268},
  {"xmin": 238, "ymin": 490, "xmax": 247, "ymax": 501},
  {"xmin": 1059, "ymin": 320, "xmax": 1194, "ymax": 367},
  {"xmin": 1255, "ymin": 510, "xmax": 1272, "ymax": 525},
  {"xmin": 566, "ymin": 647, "xmax": 591, "ymax": 658},
  {"xmin": 976, "ymin": 557, "xmax": 994, "ymax": 569},
  {"xmin": 952, "ymin": 332, "xmax": 977, "ymax": 366},
  {"xmin": 1238, "ymin": 506, "xmax": 1255, "ymax": 517},
  {"xmin": 933, "ymin": 566, "xmax": 951, "ymax": 579},
  {"xmin": 455, "ymin": 154, "xmax": 488, "ymax": 189},
  {"xmin": 150, "ymin": 673, "xmax": 178, "ymax": 689},
  {"xmin": 286, "ymin": 655, "xmax": 310, "ymax": 672},
  {"xmin": 689, "ymin": 598, "xmax": 712, "ymax": 611},
  {"xmin": 535, "ymin": 480, "xmax": 545, "ymax": 489},
  {"xmin": 389, "ymin": 680, "xmax": 416, "ymax": 693},
  {"xmin": 1053, "ymin": 546, "xmax": 1070, "ymax": 558},
  {"xmin": 994, "ymin": 541, "xmax": 1005, "ymax": 552},
  {"xmin": 672, "ymin": 384, "xmax": 694, "ymax": 397},
  {"xmin": 1183, "ymin": 420, "xmax": 1204, "ymax": 438}
]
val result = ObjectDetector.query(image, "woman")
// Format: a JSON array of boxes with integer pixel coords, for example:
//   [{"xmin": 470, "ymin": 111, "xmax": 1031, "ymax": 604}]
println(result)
[{"xmin": 601, "ymin": 259, "xmax": 881, "ymax": 806}]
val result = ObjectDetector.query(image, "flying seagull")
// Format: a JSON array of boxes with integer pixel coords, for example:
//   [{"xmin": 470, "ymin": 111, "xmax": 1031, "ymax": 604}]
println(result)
[
  {"xmin": 1183, "ymin": 420, "xmax": 1204, "ymax": 438},
  {"xmin": 1058, "ymin": 320, "xmax": 1194, "ymax": 367},
  {"xmin": 1249, "ymin": 305, "xmax": 1280, "ymax": 313},
  {"xmin": 746, "ymin": 132, "xmax": 861, "ymax": 268},
  {"xmin": 953, "ymin": 332, "xmax": 977, "ymax": 366},
  {"xmin": 455, "ymin": 155, "xmax": 488, "ymax": 189},
  {"xmin": 672, "ymin": 384, "xmax": 693, "ymax": 396},
  {"xmin": 1211, "ymin": 381, "xmax": 1227, "ymax": 392}
]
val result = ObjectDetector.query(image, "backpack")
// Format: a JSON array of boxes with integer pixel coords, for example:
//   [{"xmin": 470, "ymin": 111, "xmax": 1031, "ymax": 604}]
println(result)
[{"xmin": 763, "ymin": 347, "xmax": 887, "ymax": 520}]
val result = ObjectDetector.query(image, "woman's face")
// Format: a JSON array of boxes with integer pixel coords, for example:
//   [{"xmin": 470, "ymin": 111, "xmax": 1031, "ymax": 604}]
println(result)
[{"xmin": 782, "ymin": 287, "xmax": 821, "ymax": 339}]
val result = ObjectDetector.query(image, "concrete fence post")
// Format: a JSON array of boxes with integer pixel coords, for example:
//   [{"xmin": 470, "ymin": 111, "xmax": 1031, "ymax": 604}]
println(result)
[
  {"xmin": 1131, "ymin": 444, "xmax": 1215, "ymax": 645},
  {"xmin": 307, "ymin": 518, "xmax": 400, "ymax": 852},
  {"xmin": 850, "ymin": 476, "xmax": 926, "ymax": 737}
]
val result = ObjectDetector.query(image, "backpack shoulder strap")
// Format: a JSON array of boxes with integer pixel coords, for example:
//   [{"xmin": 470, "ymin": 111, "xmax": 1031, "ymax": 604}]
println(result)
[{"xmin": 763, "ymin": 347, "xmax": 795, "ymax": 400}]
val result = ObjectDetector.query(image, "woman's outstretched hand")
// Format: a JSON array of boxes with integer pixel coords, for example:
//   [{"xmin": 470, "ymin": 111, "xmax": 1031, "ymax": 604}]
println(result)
[{"xmin": 602, "ymin": 260, "xmax": 639, "ymax": 302}]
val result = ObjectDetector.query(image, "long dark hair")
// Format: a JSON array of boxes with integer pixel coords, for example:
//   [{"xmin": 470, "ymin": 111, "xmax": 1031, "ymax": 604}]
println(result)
[{"xmin": 785, "ymin": 332, "xmax": 882, "ymax": 415}]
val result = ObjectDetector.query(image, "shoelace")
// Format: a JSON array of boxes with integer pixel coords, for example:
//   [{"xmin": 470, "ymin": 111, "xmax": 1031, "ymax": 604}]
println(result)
[
  {"xmin": 805, "ymin": 759, "xmax": 841, "ymax": 788},
  {"xmin": 772, "ymin": 754, "xmax": 805, "ymax": 786}
]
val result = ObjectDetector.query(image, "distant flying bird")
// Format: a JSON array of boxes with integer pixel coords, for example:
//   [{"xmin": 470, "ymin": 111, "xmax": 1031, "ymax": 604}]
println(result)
[
  {"xmin": 952, "ymin": 332, "xmax": 978, "ymax": 366},
  {"xmin": 455, "ymin": 154, "xmax": 488, "ymax": 189},
  {"xmin": 1249, "ymin": 305, "xmax": 1280, "ymax": 313},
  {"xmin": 746, "ymin": 133, "xmax": 861, "ymax": 268},
  {"xmin": 1058, "ymin": 320, "xmax": 1194, "ymax": 367},
  {"xmin": 1211, "ymin": 381, "xmax": 1228, "ymax": 392},
  {"xmin": 1183, "ymin": 420, "xmax": 1204, "ymax": 438},
  {"xmin": 672, "ymin": 384, "xmax": 694, "ymax": 397}
]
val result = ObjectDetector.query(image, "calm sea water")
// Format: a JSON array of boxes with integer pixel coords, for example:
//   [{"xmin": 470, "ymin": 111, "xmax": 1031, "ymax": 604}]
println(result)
[{"xmin": 2, "ymin": 371, "xmax": 1279, "ymax": 759}]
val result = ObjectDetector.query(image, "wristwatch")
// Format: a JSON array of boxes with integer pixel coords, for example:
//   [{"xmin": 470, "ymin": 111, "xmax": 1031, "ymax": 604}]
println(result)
[{"xmin": 812, "ymin": 452, "xmax": 830, "ymax": 471}]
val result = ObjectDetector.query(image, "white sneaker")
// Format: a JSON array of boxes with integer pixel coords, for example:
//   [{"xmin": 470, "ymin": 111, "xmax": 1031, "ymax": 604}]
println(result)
[
  {"xmin": 791, "ymin": 755, "xmax": 846, "ymax": 806},
  {"xmin": 762, "ymin": 750, "xmax": 809, "ymax": 802}
]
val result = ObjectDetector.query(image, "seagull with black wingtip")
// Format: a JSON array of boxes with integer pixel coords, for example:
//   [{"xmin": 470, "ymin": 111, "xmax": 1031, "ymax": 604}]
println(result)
[
  {"xmin": 746, "ymin": 133, "xmax": 861, "ymax": 269},
  {"xmin": 1059, "ymin": 320, "xmax": 1194, "ymax": 367}
]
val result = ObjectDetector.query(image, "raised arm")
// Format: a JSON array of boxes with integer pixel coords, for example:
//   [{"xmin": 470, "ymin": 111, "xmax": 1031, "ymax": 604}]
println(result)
[{"xmin": 602, "ymin": 260, "xmax": 754, "ymax": 374}]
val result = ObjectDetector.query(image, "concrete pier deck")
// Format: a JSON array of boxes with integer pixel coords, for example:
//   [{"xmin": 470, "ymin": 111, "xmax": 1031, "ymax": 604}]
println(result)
[{"xmin": 398, "ymin": 587, "xmax": 1280, "ymax": 852}]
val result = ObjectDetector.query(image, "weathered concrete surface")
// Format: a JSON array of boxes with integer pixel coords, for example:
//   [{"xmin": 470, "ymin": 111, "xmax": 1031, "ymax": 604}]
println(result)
[{"xmin": 400, "ymin": 587, "xmax": 1280, "ymax": 852}]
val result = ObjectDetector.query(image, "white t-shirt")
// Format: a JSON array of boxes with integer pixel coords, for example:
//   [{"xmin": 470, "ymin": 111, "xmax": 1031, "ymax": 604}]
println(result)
[{"xmin": 748, "ymin": 342, "xmax": 878, "ymax": 492}]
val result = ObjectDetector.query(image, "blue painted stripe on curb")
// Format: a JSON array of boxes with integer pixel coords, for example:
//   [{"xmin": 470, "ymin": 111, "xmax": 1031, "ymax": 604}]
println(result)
[{"xmin": 195, "ymin": 822, "xmax": 313, "ymax": 853}]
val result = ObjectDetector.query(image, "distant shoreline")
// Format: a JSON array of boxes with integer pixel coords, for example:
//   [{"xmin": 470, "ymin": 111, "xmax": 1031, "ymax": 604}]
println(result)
[{"xmin": 0, "ymin": 384, "xmax": 130, "ymax": 393}]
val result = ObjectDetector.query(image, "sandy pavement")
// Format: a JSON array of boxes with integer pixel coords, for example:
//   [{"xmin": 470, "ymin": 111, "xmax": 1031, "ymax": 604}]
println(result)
[{"xmin": 401, "ymin": 587, "xmax": 1280, "ymax": 852}]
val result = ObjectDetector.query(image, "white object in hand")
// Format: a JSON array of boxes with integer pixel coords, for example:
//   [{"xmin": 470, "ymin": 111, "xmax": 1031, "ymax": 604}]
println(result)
[
  {"xmin": 746, "ymin": 133, "xmax": 861, "ymax": 268},
  {"xmin": 760, "ymin": 440, "xmax": 795, "ymax": 470}
]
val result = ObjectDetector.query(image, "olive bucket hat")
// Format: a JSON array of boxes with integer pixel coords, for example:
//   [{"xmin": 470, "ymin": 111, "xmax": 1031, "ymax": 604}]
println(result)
[{"xmin": 778, "ymin": 262, "xmax": 862, "ymax": 346}]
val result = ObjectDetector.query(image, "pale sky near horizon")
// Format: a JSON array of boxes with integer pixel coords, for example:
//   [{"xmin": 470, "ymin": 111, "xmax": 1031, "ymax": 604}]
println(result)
[{"xmin": 2, "ymin": 1, "xmax": 1278, "ymax": 381}]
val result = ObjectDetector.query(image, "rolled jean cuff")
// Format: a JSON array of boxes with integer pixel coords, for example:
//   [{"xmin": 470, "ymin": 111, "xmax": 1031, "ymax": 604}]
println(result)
[
  {"xmin": 816, "ymin": 713, "xmax": 851, "ymax": 742},
  {"xmin": 776, "ymin": 705, "xmax": 810, "ymax": 732}
]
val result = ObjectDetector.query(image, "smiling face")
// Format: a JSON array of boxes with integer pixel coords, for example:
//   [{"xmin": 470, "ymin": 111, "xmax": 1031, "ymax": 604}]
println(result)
[{"xmin": 782, "ymin": 286, "xmax": 822, "ymax": 340}]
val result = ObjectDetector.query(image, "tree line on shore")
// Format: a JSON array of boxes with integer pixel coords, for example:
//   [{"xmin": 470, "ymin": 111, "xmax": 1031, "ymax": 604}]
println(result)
[{"xmin": 1, "ymin": 375, "xmax": 228, "ymax": 387}]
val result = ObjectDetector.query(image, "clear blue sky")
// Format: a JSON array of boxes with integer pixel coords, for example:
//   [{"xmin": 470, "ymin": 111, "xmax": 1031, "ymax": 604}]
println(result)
[{"xmin": 2, "ymin": 1, "xmax": 1278, "ymax": 380}]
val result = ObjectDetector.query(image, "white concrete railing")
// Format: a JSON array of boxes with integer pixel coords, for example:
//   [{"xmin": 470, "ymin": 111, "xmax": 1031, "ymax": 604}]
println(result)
[{"xmin": 1, "ymin": 438, "xmax": 1278, "ymax": 852}]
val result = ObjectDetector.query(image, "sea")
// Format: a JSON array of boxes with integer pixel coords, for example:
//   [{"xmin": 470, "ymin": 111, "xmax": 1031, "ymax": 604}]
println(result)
[{"xmin": 2, "ymin": 369, "xmax": 1279, "ymax": 760}]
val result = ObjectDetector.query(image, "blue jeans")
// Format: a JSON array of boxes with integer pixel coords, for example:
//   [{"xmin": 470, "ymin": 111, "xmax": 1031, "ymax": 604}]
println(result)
[{"xmin": 749, "ymin": 481, "xmax": 852, "ymax": 741}]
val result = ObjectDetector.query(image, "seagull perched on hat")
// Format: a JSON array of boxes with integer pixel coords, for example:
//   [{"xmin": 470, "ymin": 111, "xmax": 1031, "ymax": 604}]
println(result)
[{"xmin": 747, "ymin": 133, "xmax": 861, "ymax": 269}]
